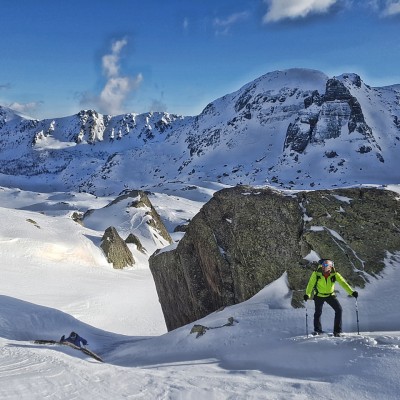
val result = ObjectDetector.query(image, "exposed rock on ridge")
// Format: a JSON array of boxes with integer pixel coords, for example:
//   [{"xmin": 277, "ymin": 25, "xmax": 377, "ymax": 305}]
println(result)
[
  {"xmin": 101, "ymin": 226, "xmax": 134, "ymax": 269},
  {"xmin": 284, "ymin": 76, "xmax": 378, "ymax": 155},
  {"xmin": 150, "ymin": 186, "xmax": 400, "ymax": 331},
  {"xmin": 83, "ymin": 189, "xmax": 173, "ymax": 247},
  {"xmin": 118, "ymin": 189, "xmax": 173, "ymax": 245}
]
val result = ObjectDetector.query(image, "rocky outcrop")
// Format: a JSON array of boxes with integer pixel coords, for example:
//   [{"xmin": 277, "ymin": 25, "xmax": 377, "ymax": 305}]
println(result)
[
  {"xmin": 82, "ymin": 189, "xmax": 172, "ymax": 264},
  {"xmin": 150, "ymin": 186, "xmax": 400, "ymax": 331},
  {"xmin": 284, "ymin": 76, "xmax": 377, "ymax": 153},
  {"xmin": 101, "ymin": 226, "xmax": 134, "ymax": 269},
  {"xmin": 121, "ymin": 190, "xmax": 173, "ymax": 245},
  {"xmin": 125, "ymin": 233, "xmax": 146, "ymax": 253},
  {"xmin": 89, "ymin": 189, "xmax": 173, "ymax": 246}
]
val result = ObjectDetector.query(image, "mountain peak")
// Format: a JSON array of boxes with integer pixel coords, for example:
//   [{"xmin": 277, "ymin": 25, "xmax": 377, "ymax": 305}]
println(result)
[
  {"xmin": 0, "ymin": 105, "xmax": 28, "ymax": 124},
  {"xmin": 336, "ymin": 73, "xmax": 363, "ymax": 88},
  {"xmin": 238, "ymin": 68, "xmax": 328, "ymax": 95}
]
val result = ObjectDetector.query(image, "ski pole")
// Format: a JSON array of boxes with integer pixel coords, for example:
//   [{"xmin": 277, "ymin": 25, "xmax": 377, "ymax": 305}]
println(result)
[
  {"xmin": 305, "ymin": 301, "xmax": 309, "ymax": 338},
  {"xmin": 355, "ymin": 298, "xmax": 360, "ymax": 335}
]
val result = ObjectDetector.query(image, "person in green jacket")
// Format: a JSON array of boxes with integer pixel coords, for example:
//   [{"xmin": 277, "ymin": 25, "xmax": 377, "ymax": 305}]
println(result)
[{"xmin": 304, "ymin": 259, "xmax": 358, "ymax": 337}]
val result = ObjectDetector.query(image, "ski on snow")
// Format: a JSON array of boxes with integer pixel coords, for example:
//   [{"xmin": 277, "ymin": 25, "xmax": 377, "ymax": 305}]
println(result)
[{"xmin": 33, "ymin": 339, "xmax": 104, "ymax": 362}]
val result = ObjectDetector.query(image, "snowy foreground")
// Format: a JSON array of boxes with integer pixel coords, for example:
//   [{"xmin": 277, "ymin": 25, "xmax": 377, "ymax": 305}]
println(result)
[{"xmin": 1, "ymin": 186, "xmax": 400, "ymax": 399}]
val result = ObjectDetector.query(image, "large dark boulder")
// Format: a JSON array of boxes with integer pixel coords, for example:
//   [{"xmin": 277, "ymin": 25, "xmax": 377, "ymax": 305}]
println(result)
[{"xmin": 150, "ymin": 186, "xmax": 400, "ymax": 331}]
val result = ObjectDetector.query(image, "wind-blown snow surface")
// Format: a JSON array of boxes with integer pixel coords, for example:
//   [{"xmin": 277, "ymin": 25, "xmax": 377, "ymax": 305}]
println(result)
[{"xmin": 1, "ymin": 185, "xmax": 400, "ymax": 399}]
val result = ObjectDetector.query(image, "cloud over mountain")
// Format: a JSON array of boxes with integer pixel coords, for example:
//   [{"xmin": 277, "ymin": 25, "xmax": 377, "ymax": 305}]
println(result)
[
  {"xmin": 7, "ymin": 101, "xmax": 43, "ymax": 116},
  {"xmin": 80, "ymin": 38, "xmax": 143, "ymax": 115}
]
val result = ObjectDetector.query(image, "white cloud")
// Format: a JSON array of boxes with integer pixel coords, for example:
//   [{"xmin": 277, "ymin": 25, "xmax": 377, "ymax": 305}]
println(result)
[
  {"xmin": 366, "ymin": 0, "xmax": 380, "ymax": 11},
  {"xmin": 98, "ymin": 74, "xmax": 143, "ymax": 116},
  {"xmin": 382, "ymin": 1, "xmax": 400, "ymax": 16},
  {"xmin": 263, "ymin": 0, "xmax": 338, "ymax": 23},
  {"xmin": 8, "ymin": 101, "xmax": 42, "ymax": 116},
  {"xmin": 80, "ymin": 38, "xmax": 143, "ymax": 115},
  {"xmin": 213, "ymin": 11, "xmax": 250, "ymax": 35},
  {"xmin": 363, "ymin": 0, "xmax": 400, "ymax": 16},
  {"xmin": 102, "ymin": 38, "xmax": 127, "ymax": 78}
]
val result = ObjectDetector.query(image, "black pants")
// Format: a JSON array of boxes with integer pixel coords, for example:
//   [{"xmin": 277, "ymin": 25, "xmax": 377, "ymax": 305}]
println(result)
[{"xmin": 314, "ymin": 295, "xmax": 343, "ymax": 334}]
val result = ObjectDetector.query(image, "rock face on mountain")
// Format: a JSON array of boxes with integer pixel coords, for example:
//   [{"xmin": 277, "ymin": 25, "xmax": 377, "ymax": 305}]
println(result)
[
  {"xmin": 149, "ymin": 186, "xmax": 400, "ymax": 331},
  {"xmin": 101, "ymin": 226, "xmax": 135, "ymax": 269},
  {"xmin": 284, "ymin": 75, "xmax": 378, "ymax": 157}
]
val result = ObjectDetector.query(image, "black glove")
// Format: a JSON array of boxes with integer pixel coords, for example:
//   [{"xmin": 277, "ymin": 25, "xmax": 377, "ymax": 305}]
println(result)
[
  {"xmin": 352, "ymin": 291, "xmax": 358, "ymax": 298},
  {"xmin": 303, "ymin": 294, "xmax": 309, "ymax": 301}
]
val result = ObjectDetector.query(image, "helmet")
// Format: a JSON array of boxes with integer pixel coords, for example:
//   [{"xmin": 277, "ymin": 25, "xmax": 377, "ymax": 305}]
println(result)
[
  {"xmin": 70, "ymin": 332, "xmax": 77, "ymax": 338},
  {"xmin": 321, "ymin": 259, "xmax": 334, "ymax": 271}
]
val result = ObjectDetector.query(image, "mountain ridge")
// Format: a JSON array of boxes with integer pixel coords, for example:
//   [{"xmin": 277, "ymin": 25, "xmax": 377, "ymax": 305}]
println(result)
[{"xmin": 0, "ymin": 68, "xmax": 399, "ymax": 195}]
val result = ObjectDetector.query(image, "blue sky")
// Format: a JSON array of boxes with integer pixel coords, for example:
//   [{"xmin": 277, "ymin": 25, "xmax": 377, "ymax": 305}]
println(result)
[{"xmin": 0, "ymin": 0, "xmax": 399, "ymax": 119}]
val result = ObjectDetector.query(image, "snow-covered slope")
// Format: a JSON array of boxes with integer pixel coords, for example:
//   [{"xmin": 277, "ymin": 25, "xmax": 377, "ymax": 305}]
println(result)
[
  {"xmin": 1, "ymin": 185, "xmax": 399, "ymax": 398},
  {"xmin": 1, "ymin": 68, "xmax": 399, "ymax": 195}
]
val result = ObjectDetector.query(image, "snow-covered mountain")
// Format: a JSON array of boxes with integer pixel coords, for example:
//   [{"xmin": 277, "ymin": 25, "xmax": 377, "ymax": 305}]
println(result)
[
  {"xmin": 1, "ymin": 68, "xmax": 399, "ymax": 195},
  {"xmin": 1, "ymin": 69, "xmax": 400, "ymax": 399}
]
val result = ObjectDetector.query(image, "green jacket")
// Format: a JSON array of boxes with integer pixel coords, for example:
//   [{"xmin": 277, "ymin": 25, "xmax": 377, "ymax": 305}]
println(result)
[{"xmin": 306, "ymin": 267, "xmax": 354, "ymax": 298}]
